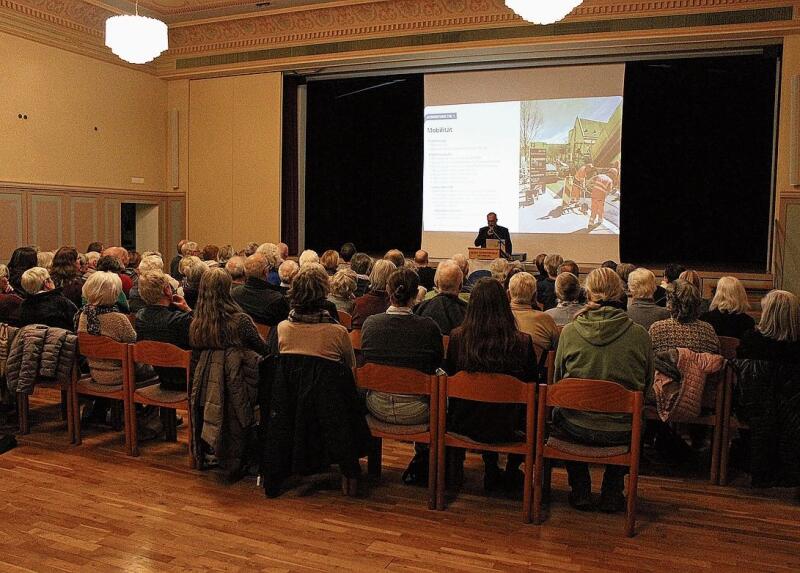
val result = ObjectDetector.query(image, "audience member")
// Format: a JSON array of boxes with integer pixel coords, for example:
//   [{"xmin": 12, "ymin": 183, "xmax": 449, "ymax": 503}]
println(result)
[
  {"xmin": 189, "ymin": 268, "xmax": 268, "ymax": 356},
  {"xmin": 414, "ymin": 260, "xmax": 467, "ymax": 335},
  {"xmin": 94, "ymin": 255, "xmax": 130, "ymax": 312},
  {"xmin": 679, "ymin": 270, "xmax": 708, "ymax": 312},
  {"xmin": 127, "ymin": 251, "xmax": 142, "ymax": 274},
  {"xmin": 255, "ymin": 243, "xmax": 281, "ymax": 285},
  {"xmin": 86, "ymin": 241, "xmax": 104, "ymax": 254},
  {"xmin": 650, "ymin": 279, "xmax": 720, "ymax": 354},
  {"xmin": 534, "ymin": 253, "xmax": 547, "ymax": 280},
  {"xmin": 276, "ymin": 242, "xmax": 290, "ymax": 263},
  {"xmin": 350, "ymin": 253, "xmax": 373, "ymax": 297},
  {"xmin": 413, "ymin": 250, "xmax": 436, "ymax": 291},
  {"xmin": 218, "ymin": 245, "xmax": 234, "ymax": 266},
  {"xmin": 662, "ymin": 263, "xmax": 685, "ymax": 288},
  {"xmin": 339, "ymin": 243, "xmax": 356, "ymax": 267},
  {"xmin": 446, "ymin": 278, "xmax": 537, "ymax": 492},
  {"xmin": 546, "ymin": 272, "xmax": 585, "ymax": 326},
  {"xmin": 170, "ymin": 239, "xmax": 187, "ymax": 280},
  {"xmin": 277, "ymin": 264, "xmax": 354, "ymax": 366},
  {"xmin": 737, "ymin": 290, "xmax": 800, "ymax": 362},
  {"xmin": 50, "ymin": 246, "xmax": 83, "ymax": 308},
  {"xmin": 102, "ymin": 247, "xmax": 133, "ymax": 295},
  {"xmin": 202, "ymin": 244, "xmax": 221, "ymax": 268},
  {"xmin": 552, "ymin": 267, "xmax": 653, "ymax": 512},
  {"xmin": 508, "ymin": 272, "xmax": 558, "ymax": 359},
  {"xmin": 277, "ymin": 260, "xmax": 299, "ymax": 296},
  {"xmin": 0, "ymin": 264, "xmax": 23, "ymax": 325},
  {"xmin": 298, "ymin": 249, "xmax": 320, "ymax": 267},
  {"xmin": 179, "ymin": 256, "xmax": 208, "ymax": 309},
  {"xmin": 537, "ymin": 253, "xmax": 563, "ymax": 310},
  {"xmin": 626, "ymin": 267, "xmax": 670, "ymax": 331},
  {"xmin": 489, "ymin": 257, "xmax": 509, "ymax": 283},
  {"xmin": 352, "ymin": 259, "xmax": 395, "ymax": 329},
  {"xmin": 559, "ymin": 260, "xmax": 580, "ymax": 277},
  {"xmin": 328, "ymin": 269, "xmax": 357, "ymax": 314},
  {"xmin": 19, "ymin": 267, "xmax": 78, "ymax": 331},
  {"xmin": 231, "ymin": 254, "xmax": 290, "ymax": 326},
  {"xmin": 600, "ymin": 260, "xmax": 618, "ymax": 271},
  {"xmin": 700, "ymin": 276, "xmax": 755, "ymax": 339},
  {"xmin": 37, "ymin": 251, "xmax": 54, "ymax": 270},
  {"xmin": 225, "ymin": 256, "xmax": 247, "ymax": 286},
  {"xmin": 243, "ymin": 242, "xmax": 259, "ymax": 257},
  {"xmin": 384, "ymin": 249, "xmax": 405, "ymax": 269},
  {"xmin": 8, "ymin": 247, "xmax": 38, "ymax": 295},
  {"xmin": 320, "ymin": 250, "xmax": 340, "ymax": 276},
  {"xmin": 135, "ymin": 271, "xmax": 194, "ymax": 390}
]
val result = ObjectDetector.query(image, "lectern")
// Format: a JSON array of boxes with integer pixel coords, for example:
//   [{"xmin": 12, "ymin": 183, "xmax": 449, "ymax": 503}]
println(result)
[{"xmin": 468, "ymin": 247, "xmax": 500, "ymax": 260}]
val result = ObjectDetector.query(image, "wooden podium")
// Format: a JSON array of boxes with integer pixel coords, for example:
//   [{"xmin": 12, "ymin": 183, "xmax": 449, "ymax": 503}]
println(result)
[{"xmin": 468, "ymin": 247, "xmax": 501, "ymax": 260}]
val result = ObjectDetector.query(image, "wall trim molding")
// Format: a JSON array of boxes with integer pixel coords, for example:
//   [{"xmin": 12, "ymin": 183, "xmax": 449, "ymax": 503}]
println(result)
[{"xmin": 0, "ymin": 181, "xmax": 182, "ymax": 198}]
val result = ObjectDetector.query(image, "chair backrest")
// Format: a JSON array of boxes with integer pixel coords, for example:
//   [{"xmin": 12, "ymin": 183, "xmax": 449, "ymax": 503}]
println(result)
[
  {"xmin": 545, "ymin": 378, "xmax": 641, "ymax": 414},
  {"xmin": 545, "ymin": 350, "xmax": 556, "ymax": 386},
  {"xmin": 350, "ymin": 328, "xmax": 362, "ymax": 350},
  {"xmin": 127, "ymin": 314, "xmax": 137, "ymax": 327},
  {"xmin": 77, "ymin": 332, "xmax": 127, "ymax": 361},
  {"xmin": 718, "ymin": 336, "xmax": 740, "ymax": 360},
  {"xmin": 131, "ymin": 340, "xmax": 191, "ymax": 369},
  {"xmin": 442, "ymin": 335, "xmax": 450, "ymax": 354},
  {"xmin": 355, "ymin": 363, "xmax": 434, "ymax": 396},
  {"xmin": 255, "ymin": 323, "xmax": 270, "ymax": 341},
  {"xmin": 338, "ymin": 310, "xmax": 352, "ymax": 330},
  {"xmin": 445, "ymin": 371, "xmax": 532, "ymax": 404}
]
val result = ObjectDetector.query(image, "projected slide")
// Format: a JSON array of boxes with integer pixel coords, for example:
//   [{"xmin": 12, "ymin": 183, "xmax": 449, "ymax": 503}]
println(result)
[{"xmin": 423, "ymin": 96, "xmax": 623, "ymax": 235}]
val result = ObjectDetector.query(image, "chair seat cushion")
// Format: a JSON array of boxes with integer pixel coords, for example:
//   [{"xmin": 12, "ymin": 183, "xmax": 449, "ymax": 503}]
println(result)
[
  {"xmin": 135, "ymin": 384, "xmax": 187, "ymax": 404},
  {"xmin": 365, "ymin": 414, "xmax": 429, "ymax": 436},
  {"xmin": 77, "ymin": 378, "xmax": 123, "ymax": 393},
  {"xmin": 447, "ymin": 431, "xmax": 525, "ymax": 450},
  {"xmin": 546, "ymin": 436, "xmax": 629, "ymax": 458}
]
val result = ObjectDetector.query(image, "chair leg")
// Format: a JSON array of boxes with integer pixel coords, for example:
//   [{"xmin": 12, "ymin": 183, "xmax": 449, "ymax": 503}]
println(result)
[
  {"xmin": 533, "ymin": 455, "xmax": 544, "ymax": 525},
  {"xmin": 625, "ymin": 467, "xmax": 639, "ymax": 538},
  {"xmin": 427, "ymin": 440, "xmax": 436, "ymax": 511},
  {"xmin": 128, "ymin": 401, "xmax": 139, "ymax": 457},
  {"xmin": 710, "ymin": 419, "xmax": 721, "ymax": 485},
  {"xmin": 60, "ymin": 390, "xmax": 68, "ymax": 421},
  {"xmin": 110, "ymin": 402, "xmax": 123, "ymax": 431},
  {"xmin": 65, "ymin": 387, "xmax": 74, "ymax": 444},
  {"xmin": 720, "ymin": 379, "xmax": 733, "ymax": 486},
  {"xmin": 523, "ymin": 452, "xmax": 533, "ymax": 524},
  {"xmin": 186, "ymin": 405, "xmax": 195, "ymax": 469},
  {"xmin": 367, "ymin": 437, "xmax": 382, "ymax": 479},
  {"xmin": 18, "ymin": 393, "xmax": 30, "ymax": 435},
  {"xmin": 72, "ymin": 390, "xmax": 82, "ymax": 446},
  {"xmin": 436, "ymin": 445, "xmax": 446, "ymax": 511}
]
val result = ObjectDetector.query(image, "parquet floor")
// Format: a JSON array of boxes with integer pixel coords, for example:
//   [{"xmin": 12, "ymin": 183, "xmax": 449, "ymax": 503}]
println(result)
[{"xmin": 1, "ymin": 390, "xmax": 799, "ymax": 572}]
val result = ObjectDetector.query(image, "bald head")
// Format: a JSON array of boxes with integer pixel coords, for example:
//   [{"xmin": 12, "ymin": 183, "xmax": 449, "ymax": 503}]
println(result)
[
  {"xmin": 276, "ymin": 242, "xmax": 289, "ymax": 262},
  {"xmin": 102, "ymin": 246, "xmax": 129, "ymax": 266},
  {"xmin": 435, "ymin": 260, "xmax": 463, "ymax": 295},
  {"xmin": 414, "ymin": 250, "xmax": 429, "ymax": 267}
]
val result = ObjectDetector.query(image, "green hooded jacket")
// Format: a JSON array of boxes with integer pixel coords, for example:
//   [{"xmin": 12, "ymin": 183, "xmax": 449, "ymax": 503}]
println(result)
[{"xmin": 553, "ymin": 306, "xmax": 654, "ymax": 434}]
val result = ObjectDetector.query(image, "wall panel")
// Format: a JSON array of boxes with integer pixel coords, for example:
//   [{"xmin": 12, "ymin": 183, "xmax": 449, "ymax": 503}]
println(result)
[
  {"xmin": 0, "ymin": 192, "xmax": 25, "ymax": 261},
  {"xmin": 69, "ymin": 196, "xmax": 101, "ymax": 251},
  {"xmin": 30, "ymin": 194, "xmax": 64, "ymax": 251}
]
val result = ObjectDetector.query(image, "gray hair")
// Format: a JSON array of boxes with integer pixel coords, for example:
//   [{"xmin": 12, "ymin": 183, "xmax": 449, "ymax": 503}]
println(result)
[{"xmin": 666, "ymin": 279, "xmax": 702, "ymax": 323}]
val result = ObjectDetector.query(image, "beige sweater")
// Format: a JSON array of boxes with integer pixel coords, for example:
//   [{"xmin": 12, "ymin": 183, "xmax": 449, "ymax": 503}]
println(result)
[
  {"xmin": 78, "ymin": 312, "xmax": 136, "ymax": 385},
  {"xmin": 277, "ymin": 321, "xmax": 355, "ymax": 368},
  {"xmin": 511, "ymin": 303, "xmax": 559, "ymax": 360}
]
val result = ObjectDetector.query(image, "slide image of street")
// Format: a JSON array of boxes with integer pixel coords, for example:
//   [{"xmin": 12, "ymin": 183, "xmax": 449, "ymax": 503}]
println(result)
[{"xmin": 518, "ymin": 181, "xmax": 620, "ymax": 234}]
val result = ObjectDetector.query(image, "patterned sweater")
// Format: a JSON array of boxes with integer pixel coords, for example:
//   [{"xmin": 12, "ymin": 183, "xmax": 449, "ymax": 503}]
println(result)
[{"xmin": 649, "ymin": 318, "xmax": 720, "ymax": 355}]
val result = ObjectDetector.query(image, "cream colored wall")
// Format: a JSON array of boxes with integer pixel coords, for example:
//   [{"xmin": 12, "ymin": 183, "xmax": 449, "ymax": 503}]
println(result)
[
  {"xmin": 186, "ymin": 73, "xmax": 282, "ymax": 249},
  {"xmin": 0, "ymin": 32, "xmax": 167, "ymax": 192}
]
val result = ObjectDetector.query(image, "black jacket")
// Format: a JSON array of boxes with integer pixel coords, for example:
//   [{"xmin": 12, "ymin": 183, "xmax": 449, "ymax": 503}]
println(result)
[
  {"xmin": 232, "ymin": 277, "xmax": 290, "ymax": 326},
  {"xmin": 417, "ymin": 266, "xmax": 436, "ymax": 291},
  {"xmin": 18, "ymin": 290, "xmax": 77, "ymax": 332},
  {"xmin": 537, "ymin": 277, "xmax": 557, "ymax": 311},
  {"xmin": 414, "ymin": 292, "xmax": 467, "ymax": 335},
  {"xmin": 136, "ymin": 305, "xmax": 193, "ymax": 390},
  {"xmin": 474, "ymin": 225, "xmax": 512, "ymax": 254},
  {"xmin": 259, "ymin": 354, "xmax": 371, "ymax": 493}
]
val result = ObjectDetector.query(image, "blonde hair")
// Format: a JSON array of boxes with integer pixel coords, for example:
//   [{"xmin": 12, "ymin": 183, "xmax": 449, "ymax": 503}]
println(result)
[
  {"xmin": 179, "ymin": 255, "xmax": 206, "ymax": 278},
  {"xmin": 452, "ymin": 253, "xmax": 469, "ymax": 277},
  {"xmin": 37, "ymin": 251, "xmax": 54, "ymax": 270},
  {"xmin": 255, "ymin": 243, "xmax": 279, "ymax": 269},
  {"xmin": 138, "ymin": 271, "xmax": 172, "ymax": 306},
  {"xmin": 21, "ymin": 267, "xmax": 50, "ymax": 295},
  {"xmin": 138, "ymin": 255, "xmax": 164, "ymax": 273},
  {"xmin": 298, "ymin": 249, "xmax": 320, "ymax": 267},
  {"xmin": 628, "ymin": 267, "xmax": 657, "ymax": 299},
  {"xmin": 330, "ymin": 269, "xmax": 357, "ymax": 298},
  {"xmin": 0, "ymin": 264, "xmax": 8, "ymax": 279},
  {"xmin": 85, "ymin": 251, "xmax": 100, "ymax": 265},
  {"xmin": 320, "ymin": 249, "xmax": 340, "ymax": 273},
  {"xmin": 544, "ymin": 254, "xmax": 563, "ymax": 277},
  {"xmin": 82, "ymin": 271, "xmax": 122, "ymax": 306},
  {"xmin": 184, "ymin": 258, "xmax": 209, "ymax": 287},
  {"xmin": 181, "ymin": 241, "xmax": 198, "ymax": 256},
  {"xmin": 757, "ymin": 290, "xmax": 799, "ymax": 342},
  {"xmin": 489, "ymin": 258, "xmax": 509, "ymax": 282},
  {"xmin": 369, "ymin": 259, "xmax": 396, "ymax": 292},
  {"xmin": 710, "ymin": 276, "xmax": 750, "ymax": 314},
  {"xmin": 584, "ymin": 267, "xmax": 624, "ymax": 304},
  {"xmin": 508, "ymin": 272, "xmax": 536, "ymax": 305}
]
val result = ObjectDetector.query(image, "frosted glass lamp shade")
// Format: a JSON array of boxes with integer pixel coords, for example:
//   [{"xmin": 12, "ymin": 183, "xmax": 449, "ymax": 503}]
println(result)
[
  {"xmin": 505, "ymin": 0, "xmax": 583, "ymax": 25},
  {"xmin": 105, "ymin": 15, "xmax": 168, "ymax": 64}
]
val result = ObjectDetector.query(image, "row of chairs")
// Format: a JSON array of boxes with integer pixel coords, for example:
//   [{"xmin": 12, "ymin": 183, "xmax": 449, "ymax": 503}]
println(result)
[{"xmin": 354, "ymin": 363, "xmax": 643, "ymax": 537}]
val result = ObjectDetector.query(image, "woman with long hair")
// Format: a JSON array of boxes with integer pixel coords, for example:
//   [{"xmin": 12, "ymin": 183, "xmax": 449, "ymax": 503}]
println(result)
[
  {"xmin": 50, "ymin": 246, "xmax": 83, "ymax": 307},
  {"xmin": 700, "ymin": 276, "xmax": 755, "ymax": 339},
  {"xmin": 189, "ymin": 267, "xmax": 268, "ymax": 355},
  {"xmin": 445, "ymin": 277, "xmax": 537, "ymax": 492},
  {"xmin": 8, "ymin": 246, "xmax": 38, "ymax": 295},
  {"xmin": 737, "ymin": 289, "xmax": 800, "ymax": 362}
]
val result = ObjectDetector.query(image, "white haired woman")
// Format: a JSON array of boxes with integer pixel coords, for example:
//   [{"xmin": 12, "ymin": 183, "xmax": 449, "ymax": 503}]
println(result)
[
  {"xmin": 737, "ymin": 290, "xmax": 800, "ymax": 362},
  {"xmin": 700, "ymin": 276, "xmax": 755, "ymax": 339},
  {"xmin": 18, "ymin": 266, "xmax": 77, "ymax": 331},
  {"xmin": 351, "ymin": 259, "xmax": 396, "ymax": 329},
  {"xmin": 626, "ymin": 267, "xmax": 670, "ymax": 331},
  {"xmin": 328, "ymin": 269, "xmax": 357, "ymax": 314}
]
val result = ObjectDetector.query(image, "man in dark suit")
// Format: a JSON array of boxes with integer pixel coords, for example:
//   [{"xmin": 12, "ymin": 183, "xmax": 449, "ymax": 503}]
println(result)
[{"xmin": 474, "ymin": 212, "xmax": 512, "ymax": 257}]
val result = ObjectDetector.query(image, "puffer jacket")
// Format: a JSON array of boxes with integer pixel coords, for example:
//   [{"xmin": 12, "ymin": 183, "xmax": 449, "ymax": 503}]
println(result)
[
  {"xmin": 190, "ymin": 348, "xmax": 261, "ymax": 476},
  {"xmin": 651, "ymin": 347, "xmax": 725, "ymax": 422},
  {"xmin": 6, "ymin": 325, "xmax": 78, "ymax": 395}
]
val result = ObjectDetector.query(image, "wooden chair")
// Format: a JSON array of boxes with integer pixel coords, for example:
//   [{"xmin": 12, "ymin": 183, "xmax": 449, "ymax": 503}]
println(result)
[
  {"xmin": 255, "ymin": 323, "xmax": 270, "ymax": 341},
  {"xmin": 126, "ymin": 314, "xmax": 137, "ymax": 327},
  {"xmin": 349, "ymin": 328, "xmax": 362, "ymax": 351},
  {"xmin": 718, "ymin": 336, "xmax": 742, "ymax": 485},
  {"xmin": 534, "ymin": 379, "xmax": 644, "ymax": 537},
  {"xmin": 73, "ymin": 333, "xmax": 135, "ymax": 455},
  {"xmin": 128, "ymin": 341, "xmax": 194, "ymax": 466},
  {"xmin": 17, "ymin": 365, "xmax": 76, "ymax": 442},
  {"xmin": 355, "ymin": 363, "xmax": 439, "ymax": 509},
  {"xmin": 442, "ymin": 335, "xmax": 450, "ymax": 354},
  {"xmin": 337, "ymin": 310, "xmax": 352, "ymax": 330},
  {"xmin": 545, "ymin": 350, "xmax": 556, "ymax": 386},
  {"xmin": 436, "ymin": 372, "xmax": 536, "ymax": 522}
]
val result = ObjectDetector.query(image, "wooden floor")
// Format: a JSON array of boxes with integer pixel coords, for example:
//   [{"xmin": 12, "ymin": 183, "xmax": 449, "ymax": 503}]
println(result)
[{"xmin": 1, "ymin": 391, "xmax": 799, "ymax": 573}]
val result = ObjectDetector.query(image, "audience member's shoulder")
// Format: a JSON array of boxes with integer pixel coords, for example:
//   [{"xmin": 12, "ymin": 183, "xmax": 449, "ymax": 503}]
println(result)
[
  {"xmin": 414, "ymin": 313, "xmax": 443, "ymax": 335},
  {"xmin": 648, "ymin": 318, "xmax": 670, "ymax": 333}
]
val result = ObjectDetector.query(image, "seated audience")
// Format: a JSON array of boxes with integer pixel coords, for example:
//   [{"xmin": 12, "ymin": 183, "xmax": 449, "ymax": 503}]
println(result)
[
  {"xmin": 489, "ymin": 257, "xmax": 509, "ymax": 283},
  {"xmin": 661, "ymin": 263, "xmax": 685, "ymax": 290},
  {"xmin": 179, "ymin": 256, "xmax": 208, "ymax": 309},
  {"xmin": 243, "ymin": 242, "xmax": 259, "ymax": 257},
  {"xmin": 737, "ymin": 290, "xmax": 800, "ymax": 362},
  {"xmin": 446, "ymin": 277, "xmax": 537, "ymax": 491},
  {"xmin": 534, "ymin": 253, "xmax": 548, "ymax": 281},
  {"xmin": 350, "ymin": 252, "xmax": 373, "ymax": 297},
  {"xmin": 277, "ymin": 260, "xmax": 299, "ymax": 296},
  {"xmin": 537, "ymin": 254, "xmax": 563, "ymax": 310},
  {"xmin": 626, "ymin": 267, "xmax": 670, "ymax": 330},
  {"xmin": 37, "ymin": 251, "xmax": 54, "ymax": 271},
  {"xmin": 650, "ymin": 279, "xmax": 720, "ymax": 354},
  {"xmin": 218, "ymin": 245, "xmax": 234, "ymax": 266},
  {"xmin": 8, "ymin": 246, "xmax": 38, "ymax": 295},
  {"xmin": 276, "ymin": 264, "xmax": 354, "ymax": 366},
  {"xmin": 414, "ymin": 250, "xmax": 436, "ymax": 291},
  {"xmin": 320, "ymin": 249, "xmax": 340, "ymax": 276},
  {"xmin": 508, "ymin": 272, "xmax": 558, "ymax": 359},
  {"xmin": 19, "ymin": 267, "xmax": 78, "ymax": 331},
  {"xmin": 700, "ymin": 276, "xmax": 755, "ymax": 339},
  {"xmin": 256, "ymin": 243, "xmax": 282, "ymax": 286},
  {"xmin": 615, "ymin": 263, "xmax": 636, "ymax": 306},
  {"xmin": 276, "ymin": 242, "xmax": 290, "ymax": 263},
  {"xmin": 600, "ymin": 260, "xmax": 618, "ymax": 271},
  {"xmin": 189, "ymin": 268, "xmax": 269, "ymax": 356},
  {"xmin": 559, "ymin": 260, "xmax": 580, "ymax": 277},
  {"xmin": 546, "ymin": 272, "xmax": 585, "ymax": 326},
  {"xmin": 135, "ymin": 271, "xmax": 194, "ymax": 390},
  {"xmin": 553, "ymin": 267, "xmax": 653, "ymax": 512},
  {"xmin": 202, "ymin": 244, "xmax": 221, "ymax": 268},
  {"xmin": 328, "ymin": 269, "xmax": 357, "ymax": 314},
  {"xmin": 225, "ymin": 256, "xmax": 247, "ymax": 286},
  {"xmin": 86, "ymin": 241, "xmax": 104, "ymax": 254},
  {"xmin": 351, "ymin": 259, "xmax": 395, "ymax": 329},
  {"xmin": 362, "ymin": 268, "xmax": 443, "ymax": 424},
  {"xmin": 231, "ymin": 254, "xmax": 290, "ymax": 326},
  {"xmin": 50, "ymin": 246, "xmax": 84, "ymax": 308},
  {"xmin": 298, "ymin": 249, "xmax": 320, "ymax": 267},
  {"xmin": 680, "ymin": 270, "xmax": 710, "ymax": 314},
  {"xmin": 127, "ymin": 251, "xmax": 142, "ymax": 275},
  {"xmin": 414, "ymin": 260, "xmax": 468, "ymax": 335},
  {"xmin": 384, "ymin": 249, "xmax": 405, "ymax": 269},
  {"xmin": 0, "ymin": 264, "xmax": 23, "ymax": 325},
  {"xmin": 339, "ymin": 242, "xmax": 356, "ymax": 268},
  {"xmin": 170, "ymin": 239, "xmax": 187, "ymax": 280},
  {"xmin": 77, "ymin": 271, "xmax": 153, "ymax": 385}
]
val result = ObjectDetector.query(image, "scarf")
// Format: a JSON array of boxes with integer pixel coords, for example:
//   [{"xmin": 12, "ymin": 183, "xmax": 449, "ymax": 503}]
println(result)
[
  {"xmin": 75, "ymin": 304, "xmax": 120, "ymax": 335},
  {"xmin": 288, "ymin": 308, "xmax": 336, "ymax": 324}
]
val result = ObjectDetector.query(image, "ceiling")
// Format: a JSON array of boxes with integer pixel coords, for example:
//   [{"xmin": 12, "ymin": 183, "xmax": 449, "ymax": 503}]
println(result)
[{"xmin": 96, "ymin": 0, "xmax": 363, "ymax": 22}]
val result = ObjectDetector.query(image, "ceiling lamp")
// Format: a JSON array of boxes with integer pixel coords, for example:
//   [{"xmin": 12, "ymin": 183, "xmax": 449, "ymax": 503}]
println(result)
[
  {"xmin": 105, "ymin": 2, "xmax": 168, "ymax": 64},
  {"xmin": 505, "ymin": 0, "xmax": 583, "ymax": 25}
]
